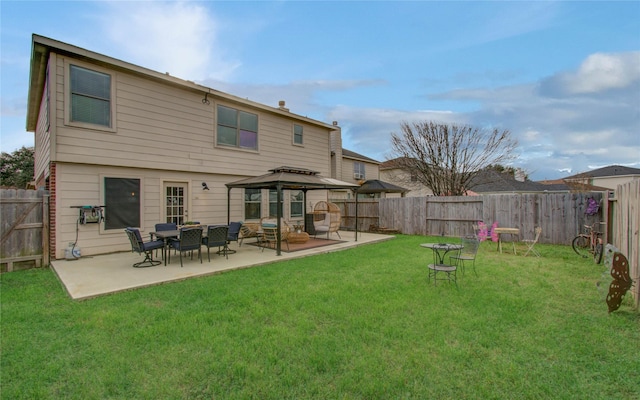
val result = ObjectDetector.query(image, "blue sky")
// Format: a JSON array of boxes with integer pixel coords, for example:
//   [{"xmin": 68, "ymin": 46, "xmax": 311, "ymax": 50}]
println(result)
[{"xmin": 1, "ymin": 1, "xmax": 639, "ymax": 181}]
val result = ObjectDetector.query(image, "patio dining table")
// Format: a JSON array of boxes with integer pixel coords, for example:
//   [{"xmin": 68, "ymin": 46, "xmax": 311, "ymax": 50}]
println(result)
[{"xmin": 150, "ymin": 230, "xmax": 180, "ymax": 266}]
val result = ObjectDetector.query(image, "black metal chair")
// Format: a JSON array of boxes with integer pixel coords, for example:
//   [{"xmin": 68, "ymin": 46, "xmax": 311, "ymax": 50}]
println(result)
[
  {"xmin": 153, "ymin": 223, "xmax": 177, "ymax": 257},
  {"xmin": 202, "ymin": 225, "xmax": 229, "ymax": 261},
  {"xmin": 124, "ymin": 227, "xmax": 165, "ymax": 268},
  {"xmin": 224, "ymin": 221, "xmax": 242, "ymax": 254},
  {"xmin": 168, "ymin": 227, "xmax": 203, "ymax": 267},
  {"xmin": 155, "ymin": 222, "xmax": 177, "ymax": 232},
  {"xmin": 450, "ymin": 235, "xmax": 480, "ymax": 276}
]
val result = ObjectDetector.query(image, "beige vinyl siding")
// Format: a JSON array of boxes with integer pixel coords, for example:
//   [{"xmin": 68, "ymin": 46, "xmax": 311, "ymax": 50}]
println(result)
[
  {"xmin": 53, "ymin": 163, "xmax": 250, "ymax": 258},
  {"xmin": 34, "ymin": 76, "xmax": 51, "ymax": 184},
  {"xmin": 380, "ymin": 168, "xmax": 434, "ymax": 197},
  {"xmin": 340, "ymin": 158, "xmax": 379, "ymax": 183},
  {"xmin": 51, "ymin": 54, "xmax": 333, "ymax": 179},
  {"xmin": 53, "ymin": 161, "xmax": 329, "ymax": 258}
]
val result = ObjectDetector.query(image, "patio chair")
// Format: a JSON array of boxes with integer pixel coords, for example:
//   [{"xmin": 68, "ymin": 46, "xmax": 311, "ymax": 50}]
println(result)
[
  {"xmin": 427, "ymin": 262, "xmax": 457, "ymax": 287},
  {"xmin": 239, "ymin": 223, "xmax": 260, "ymax": 246},
  {"xmin": 153, "ymin": 222, "xmax": 178, "ymax": 257},
  {"xmin": 168, "ymin": 227, "xmax": 203, "ymax": 267},
  {"xmin": 522, "ymin": 227, "xmax": 542, "ymax": 257},
  {"xmin": 202, "ymin": 225, "xmax": 229, "ymax": 261},
  {"xmin": 450, "ymin": 235, "xmax": 480, "ymax": 276},
  {"xmin": 154, "ymin": 222, "xmax": 177, "ymax": 232},
  {"xmin": 224, "ymin": 221, "xmax": 242, "ymax": 254},
  {"xmin": 124, "ymin": 227, "xmax": 165, "ymax": 268},
  {"xmin": 261, "ymin": 226, "xmax": 290, "ymax": 252},
  {"xmin": 312, "ymin": 201, "xmax": 341, "ymax": 239}
]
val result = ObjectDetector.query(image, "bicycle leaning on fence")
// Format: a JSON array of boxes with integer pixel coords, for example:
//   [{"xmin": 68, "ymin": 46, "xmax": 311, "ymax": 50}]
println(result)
[{"xmin": 571, "ymin": 223, "xmax": 604, "ymax": 264}]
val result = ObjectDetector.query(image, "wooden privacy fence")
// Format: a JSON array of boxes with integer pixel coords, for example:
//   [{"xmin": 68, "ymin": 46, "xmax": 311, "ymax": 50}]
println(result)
[
  {"xmin": 0, "ymin": 189, "xmax": 49, "ymax": 272},
  {"xmin": 608, "ymin": 180, "xmax": 639, "ymax": 308},
  {"xmin": 336, "ymin": 192, "xmax": 604, "ymax": 245}
]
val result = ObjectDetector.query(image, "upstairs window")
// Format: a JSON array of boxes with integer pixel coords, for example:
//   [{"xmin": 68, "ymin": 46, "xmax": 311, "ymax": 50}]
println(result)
[
  {"xmin": 70, "ymin": 65, "xmax": 111, "ymax": 127},
  {"xmin": 354, "ymin": 162, "xmax": 365, "ymax": 180},
  {"xmin": 293, "ymin": 124, "xmax": 303, "ymax": 145},
  {"xmin": 217, "ymin": 105, "xmax": 258, "ymax": 150}
]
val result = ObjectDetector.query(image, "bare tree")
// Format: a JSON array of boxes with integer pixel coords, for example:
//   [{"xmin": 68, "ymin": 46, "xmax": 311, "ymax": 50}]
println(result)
[{"xmin": 389, "ymin": 121, "xmax": 517, "ymax": 196}]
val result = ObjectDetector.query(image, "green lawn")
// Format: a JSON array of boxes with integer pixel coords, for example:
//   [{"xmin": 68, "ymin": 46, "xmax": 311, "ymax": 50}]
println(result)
[{"xmin": 2, "ymin": 235, "xmax": 638, "ymax": 399}]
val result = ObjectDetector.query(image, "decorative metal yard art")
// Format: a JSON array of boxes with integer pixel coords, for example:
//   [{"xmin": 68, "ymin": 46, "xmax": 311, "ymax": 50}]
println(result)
[{"xmin": 601, "ymin": 244, "xmax": 635, "ymax": 313}]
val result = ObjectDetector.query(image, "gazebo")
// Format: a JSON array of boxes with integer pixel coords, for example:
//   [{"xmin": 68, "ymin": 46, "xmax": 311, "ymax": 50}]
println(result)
[
  {"xmin": 225, "ymin": 167, "xmax": 359, "ymax": 255},
  {"xmin": 356, "ymin": 179, "xmax": 408, "ymax": 197}
]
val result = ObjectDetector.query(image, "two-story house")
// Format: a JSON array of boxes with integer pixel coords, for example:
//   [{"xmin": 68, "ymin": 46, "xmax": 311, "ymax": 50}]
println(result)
[{"xmin": 26, "ymin": 34, "xmax": 351, "ymax": 259}]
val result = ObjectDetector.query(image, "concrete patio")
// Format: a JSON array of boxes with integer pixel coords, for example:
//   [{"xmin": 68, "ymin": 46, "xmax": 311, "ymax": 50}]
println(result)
[{"xmin": 51, "ymin": 231, "xmax": 394, "ymax": 300}]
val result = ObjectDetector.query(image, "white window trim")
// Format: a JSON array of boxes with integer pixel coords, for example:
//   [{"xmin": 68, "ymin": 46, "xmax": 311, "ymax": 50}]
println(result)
[
  {"xmin": 293, "ymin": 123, "xmax": 304, "ymax": 146},
  {"xmin": 64, "ymin": 59, "xmax": 117, "ymax": 133},
  {"xmin": 215, "ymin": 103, "xmax": 260, "ymax": 152}
]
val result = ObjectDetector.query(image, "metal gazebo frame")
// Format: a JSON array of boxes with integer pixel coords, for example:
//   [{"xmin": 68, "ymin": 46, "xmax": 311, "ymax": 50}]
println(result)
[{"xmin": 226, "ymin": 167, "xmax": 360, "ymax": 255}]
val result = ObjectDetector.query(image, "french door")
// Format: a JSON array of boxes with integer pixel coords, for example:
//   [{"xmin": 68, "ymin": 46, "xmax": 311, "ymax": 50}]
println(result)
[{"xmin": 164, "ymin": 182, "xmax": 189, "ymax": 225}]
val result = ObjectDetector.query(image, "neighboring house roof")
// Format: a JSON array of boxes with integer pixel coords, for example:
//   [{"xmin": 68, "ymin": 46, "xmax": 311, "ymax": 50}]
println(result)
[
  {"xmin": 468, "ymin": 170, "xmax": 573, "ymax": 193},
  {"xmin": 538, "ymin": 179, "xmax": 609, "ymax": 192},
  {"xmin": 342, "ymin": 149, "xmax": 380, "ymax": 164},
  {"xmin": 379, "ymin": 157, "xmax": 412, "ymax": 170},
  {"xmin": 563, "ymin": 165, "xmax": 640, "ymax": 179},
  {"xmin": 356, "ymin": 179, "xmax": 408, "ymax": 194},
  {"xmin": 27, "ymin": 34, "xmax": 336, "ymax": 132}
]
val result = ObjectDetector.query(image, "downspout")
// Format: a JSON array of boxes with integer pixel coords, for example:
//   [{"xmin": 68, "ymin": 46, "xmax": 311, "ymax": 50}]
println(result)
[
  {"xmin": 226, "ymin": 187, "xmax": 231, "ymax": 225},
  {"xmin": 355, "ymin": 189, "xmax": 359, "ymax": 241},
  {"xmin": 276, "ymin": 184, "xmax": 283, "ymax": 256},
  {"xmin": 302, "ymin": 189, "xmax": 308, "ymax": 232}
]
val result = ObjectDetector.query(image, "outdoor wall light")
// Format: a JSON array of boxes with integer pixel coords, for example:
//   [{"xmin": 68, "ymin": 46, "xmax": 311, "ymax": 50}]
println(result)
[{"xmin": 202, "ymin": 182, "xmax": 210, "ymax": 190}]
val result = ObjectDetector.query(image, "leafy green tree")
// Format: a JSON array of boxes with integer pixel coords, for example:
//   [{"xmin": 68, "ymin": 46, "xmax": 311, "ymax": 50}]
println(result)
[
  {"xmin": 390, "ymin": 121, "xmax": 517, "ymax": 196},
  {"xmin": 0, "ymin": 146, "xmax": 35, "ymax": 188}
]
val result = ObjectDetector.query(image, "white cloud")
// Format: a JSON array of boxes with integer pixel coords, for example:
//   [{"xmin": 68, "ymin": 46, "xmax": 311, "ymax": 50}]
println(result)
[
  {"xmin": 539, "ymin": 51, "xmax": 640, "ymax": 96},
  {"xmin": 102, "ymin": 1, "xmax": 240, "ymax": 81},
  {"xmin": 568, "ymin": 52, "xmax": 640, "ymax": 94}
]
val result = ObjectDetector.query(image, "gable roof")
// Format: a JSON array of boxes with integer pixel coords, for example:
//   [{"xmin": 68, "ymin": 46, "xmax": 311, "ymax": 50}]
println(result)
[
  {"xmin": 27, "ymin": 34, "xmax": 337, "ymax": 132},
  {"xmin": 468, "ymin": 169, "xmax": 565, "ymax": 193},
  {"xmin": 379, "ymin": 157, "xmax": 410, "ymax": 170},
  {"xmin": 563, "ymin": 165, "xmax": 640, "ymax": 179},
  {"xmin": 342, "ymin": 149, "xmax": 380, "ymax": 164}
]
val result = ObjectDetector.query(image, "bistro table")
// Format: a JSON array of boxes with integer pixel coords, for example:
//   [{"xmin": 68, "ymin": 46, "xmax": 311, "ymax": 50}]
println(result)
[
  {"xmin": 420, "ymin": 243, "xmax": 464, "ymax": 264},
  {"xmin": 420, "ymin": 242, "xmax": 464, "ymax": 286},
  {"xmin": 493, "ymin": 227, "xmax": 520, "ymax": 254}
]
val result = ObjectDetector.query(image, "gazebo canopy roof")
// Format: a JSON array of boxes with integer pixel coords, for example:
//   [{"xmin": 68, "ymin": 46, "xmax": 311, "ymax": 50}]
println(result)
[
  {"xmin": 356, "ymin": 179, "xmax": 408, "ymax": 194},
  {"xmin": 225, "ymin": 166, "xmax": 359, "ymax": 190}
]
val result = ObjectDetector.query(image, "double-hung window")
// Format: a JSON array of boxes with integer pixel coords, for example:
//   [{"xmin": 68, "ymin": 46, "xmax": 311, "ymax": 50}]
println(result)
[
  {"xmin": 293, "ymin": 124, "xmax": 303, "ymax": 145},
  {"xmin": 354, "ymin": 162, "xmax": 365, "ymax": 180},
  {"xmin": 268, "ymin": 189, "xmax": 281, "ymax": 217},
  {"xmin": 290, "ymin": 190, "xmax": 303, "ymax": 218},
  {"xmin": 217, "ymin": 105, "xmax": 258, "ymax": 150},
  {"xmin": 70, "ymin": 65, "xmax": 111, "ymax": 127},
  {"xmin": 244, "ymin": 189, "xmax": 261, "ymax": 220}
]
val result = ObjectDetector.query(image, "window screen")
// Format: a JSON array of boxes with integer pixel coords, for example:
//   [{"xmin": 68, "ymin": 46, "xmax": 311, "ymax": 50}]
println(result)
[
  {"xmin": 70, "ymin": 65, "xmax": 111, "ymax": 127},
  {"xmin": 104, "ymin": 177, "xmax": 140, "ymax": 229}
]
